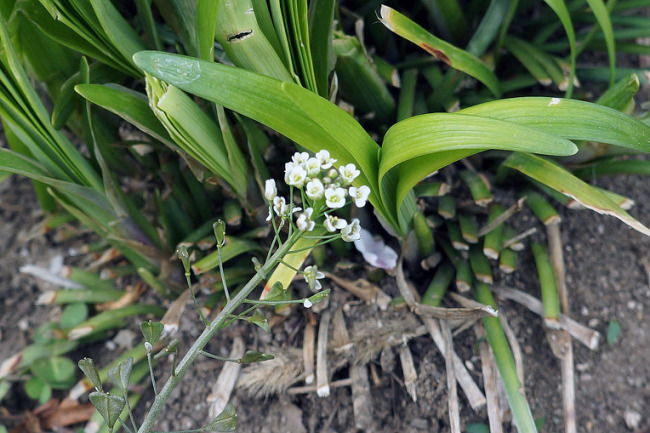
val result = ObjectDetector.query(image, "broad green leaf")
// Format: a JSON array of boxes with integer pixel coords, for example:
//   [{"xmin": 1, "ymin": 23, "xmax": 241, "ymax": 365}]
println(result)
[
  {"xmin": 152, "ymin": 0, "xmax": 197, "ymax": 55},
  {"xmin": 503, "ymin": 152, "xmax": 650, "ymax": 237},
  {"xmin": 379, "ymin": 5, "xmax": 501, "ymax": 97},
  {"xmin": 380, "ymin": 114, "xmax": 578, "ymax": 214},
  {"xmin": 197, "ymin": 0, "xmax": 219, "ymax": 61},
  {"xmin": 75, "ymin": 83, "xmax": 173, "ymax": 146},
  {"xmin": 132, "ymin": 51, "xmax": 395, "ymax": 225},
  {"xmin": 333, "ymin": 34, "xmax": 395, "ymax": 124},
  {"xmin": 308, "ymin": 0, "xmax": 336, "ymax": 98},
  {"xmin": 25, "ymin": 376, "xmax": 51, "ymax": 403},
  {"xmin": 215, "ymin": 0, "xmax": 292, "ymax": 82},
  {"xmin": 459, "ymin": 97, "xmax": 650, "ymax": 152},
  {"xmin": 88, "ymin": 0, "xmax": 145, "ymax": 70},
  {"xmin": 31, "ymin": 356, "xmax": 76, "ymax": 386},
  {"xmin": 283, "ymin": 0, "xmax": 317, "ymax": 92}
]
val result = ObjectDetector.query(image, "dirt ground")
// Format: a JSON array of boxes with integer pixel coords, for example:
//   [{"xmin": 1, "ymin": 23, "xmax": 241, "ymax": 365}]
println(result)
[{"xmin": 2, "ymin": 156, "xmax": 650, "ymax": 433}]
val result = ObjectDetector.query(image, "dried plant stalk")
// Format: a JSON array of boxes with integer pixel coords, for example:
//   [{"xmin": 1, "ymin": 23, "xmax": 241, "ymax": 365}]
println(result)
[{"xmin": 207, "ymin": 336, "xmax": 244, "ymax": 418}]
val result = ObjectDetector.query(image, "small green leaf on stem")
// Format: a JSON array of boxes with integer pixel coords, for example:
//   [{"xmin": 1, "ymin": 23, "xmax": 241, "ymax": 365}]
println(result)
[
  {"xmin": 140, "ymin": 320, "xmax": 164, "ymax": 347},
  {"xmin": 203, "ymin": 402, "xmax": 237, "ymax": 432},
  {"xmin": 306, "ymin": 289, "xmax": 331, "ymax": 307},
  {"xmin": 78, "ymin": 358, "xmax": 103, "ymax": 392},
  {"xmin": 239, "ymin": 350, "xmax": 274, "ymax": 364},
  {"xmin": 107, "ymin": 357, "xmax": 133, "ymax": 393},
  {"xmin": 265, "ymin": 282, "xmax": 285, "ymax": 301},
  {"xmin": 247, "ymin": 309, "xmax": 269, "ymax": 332},
  {"xmin": 88, "ymin": 391, "xmax": 126, "ymax": 432}
]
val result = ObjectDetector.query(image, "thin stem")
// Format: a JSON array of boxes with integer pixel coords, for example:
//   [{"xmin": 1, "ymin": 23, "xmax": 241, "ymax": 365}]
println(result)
[
  {"xmin": 216, "ymin": 245, "xmax": 230, "ymax": 302},
  {"xmin": 186, "ymin": 272, "xmax": 209, "ymax": 326},
  {"xmin": 137, "ymin": 230, "xmax": 304, "ymax": 433},
  {"xmin": 199, "ymin": 350, "xmax": 240, "ymax": 363},
  {"xmin": 117, "ymin": 416, "xmax": 135, "ymax": 433},
  {"xmin": 278, "ymin": 259, "xmax": 301, "ymax": 273},
  {"xmin": 147, "ymin": 352, "xmax": 157, "ymax": 396},
  {"xmin": 243, "ymin": 297, "xmax": 307, "ymax": 306},
  {"xmin": 123, "ymin": 391, "xmax": 139, "ymax": 433}
]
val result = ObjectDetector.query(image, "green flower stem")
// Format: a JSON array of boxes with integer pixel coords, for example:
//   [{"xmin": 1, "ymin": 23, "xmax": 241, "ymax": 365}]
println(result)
[
  {"xmin": 185, "ymin": 271, "xmax": 209, "ymax": 327},
  {"xmin": 136, "ymin": 230, "xmax": 303, "ymax": 433},
  {"xmin": 146, "ymin": 352, "xmax": 157, "ymax": 396},
  {"xmin": 216, "ymin": 245, "xmax": 230, "ymax": 302}
]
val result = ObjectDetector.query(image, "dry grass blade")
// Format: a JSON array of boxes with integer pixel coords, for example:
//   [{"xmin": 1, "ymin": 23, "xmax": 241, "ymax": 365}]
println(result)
[
  {"xmin": 350, "ymin": 365, "xmax": 374, "ymax": 430},
  {"xmin": 331, "ymin": 308, "xmax": 353, "ymax": 355},
  {"xmin": 475, "ymin": 323, "xmax": 503, "ymax": 433},
  {"xmin": 440, "ymin": 320, "xmax": 460, "ymax": 433},
  {"xmin": 160, "ymin": 289, "xmax": 190, "ymax": 336},
  {"xmin": 420, "ymin": 316, "xmax": 486, "ymax": 410},
  {"xmin": 303, "ymin": 313, "xmax": 316, "ymax": 385},
  {"xmin": 547, "ymin": 223, "xmax": 569, "ymax": 313},
  {"xmin": 316, "ymin": 310, "xmax": 332, "ymax": 397},
  {"xmin": 323, "ymin": 271, "xmax": 392, "ymax": 310},
  {"xmin": 207, "ymin": 336, "xmax": 244, "ymax": 418},
  {"xmin": 478, "ymin": 197, "xmax": 526, "ymax": 237},
  {"xmin": 501, "ymin": 227, "xmax": 537, "ymax": 250},
  {"xmin": 413, "ymin": 302, "xmax": 498, "ymax": 320},
  {"xmin": 493, "ymin": 285, "xmax": 600, "ymax": 349},
  {"xmin": 398, "ymin": 342, "xmax": 418, "ymax": 402}
]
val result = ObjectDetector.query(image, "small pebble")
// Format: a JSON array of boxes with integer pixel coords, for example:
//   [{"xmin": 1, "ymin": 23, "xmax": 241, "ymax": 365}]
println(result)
[
  {"xmin": 624, "ymin": 410, "xmax": 641, "ymax": 430},
  {"xmin": 18, "ymin": 319, "xmax": 29, "ymax": 331}
]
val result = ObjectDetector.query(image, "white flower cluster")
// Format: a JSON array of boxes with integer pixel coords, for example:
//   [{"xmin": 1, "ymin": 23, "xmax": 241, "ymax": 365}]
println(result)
[{"xmin": 263, "ymin": 150, "xmax": 370, "ymax": 243}]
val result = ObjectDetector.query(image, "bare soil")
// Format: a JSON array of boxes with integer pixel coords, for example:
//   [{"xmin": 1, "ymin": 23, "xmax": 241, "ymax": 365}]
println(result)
[{"xmin": 2, "ymin": 166, "xmax": 650, "ymax": 433}]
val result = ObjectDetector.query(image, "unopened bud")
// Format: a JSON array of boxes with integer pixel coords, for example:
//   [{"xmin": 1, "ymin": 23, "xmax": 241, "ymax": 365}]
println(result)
[
  {"xmin": 213, "ymin": 220, "xmax": 226, "ymax": 247},
  {"xmin": 177, "ymin": 246, "xmax": 190, "ymax": 273}
]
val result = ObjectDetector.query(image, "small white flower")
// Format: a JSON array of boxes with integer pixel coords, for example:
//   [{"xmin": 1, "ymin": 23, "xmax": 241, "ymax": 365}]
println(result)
[
  {"xmin": 339, "ymin": 163, "xmax": 360, "ymax": 185},
  {"xmin": 315, "ymin": 150, "xmax": 336, "ymax": 169},
  {"xmin": 292, "ymin": 151, "xmax": 310, "ymax": 164},
  {"xmin": 303, "ymin": 298, "xmax": 313, "ymax": 308},
  {"xmin": 296, "ymin": 208, "xmax": 315, "ymax": 231},
  {"xmin": 349, "ymin": 185, "xmax": 370, "ymax": 208},
  {"xmin": 305, "ymin": 178, "xmax": 325, "ymax": 200},
  {"xmin": 325, "ymin": 187, "xmax": 347, "ymax": 209},
  {"xmin": 303, "ymin": 265, "xmax": 325, "ymax": 291},
  {"xmin": 284, "ymin": 162, "xmax": 296, "ymax": 184},
  {"xmin": 286, "ymin": 165, "xmax": 307, "ymax": 188},
  {"xmin": 341, "ymin": 219, "xmax": 361, "ymax": 242},
  {"xmin": 273, "ymin": 196, "xmax": 288, "ymax": 217},
  {"xmin": 326, "ymin": 168, "xmax": 338, "ymax": 180},
  {"xmin": 304, "ymin": 157, "xmax": 321, "ymax": 176},
  {"xmin": 324, "ymin": 215, "xmax": 347, "ymax": 232},
  {"xmin": 264, "ymin": 179, "xmax": 277, "ymax": 202}
]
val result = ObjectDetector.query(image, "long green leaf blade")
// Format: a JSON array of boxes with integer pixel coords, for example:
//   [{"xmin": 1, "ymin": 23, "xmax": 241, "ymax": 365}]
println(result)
[
  {"xmin": 459, "ymin": 97, "xmax": 650, "ymax": 152},
  {"xmin": 380, "ymin": 114, "xmax": 578, "ymax": 212},
  {"xmin": 503, "ymin": 152, "xmax": 650, "ymax": 236},
  {"xmin": 379, "ymin": 5, "xmax": 501, "ymax": 97}
]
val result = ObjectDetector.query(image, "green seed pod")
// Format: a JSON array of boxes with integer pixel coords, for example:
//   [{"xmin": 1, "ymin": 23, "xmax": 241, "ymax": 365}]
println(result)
[
  {"xmin": 213, "ymin": 220, "xmax": 226, "ymax": 247},
  {"xmin": 177, "ymin": 245, "xmax": 191, "ymax": 274},
  {"xmin": 78, "ymin": 358, "xmax": 102, "ymax": 392}
]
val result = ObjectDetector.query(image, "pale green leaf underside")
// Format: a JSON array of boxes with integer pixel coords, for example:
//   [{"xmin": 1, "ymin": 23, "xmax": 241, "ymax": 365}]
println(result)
[
  {"xmin": 504, "ymin": 152, "xmax": 650, "ymax": 237},
  {"xmin": 459, "ymin": 97, "xmax": 650, "ymax": 152},
  {"xmin": 380, "ymin": 114, "xmax": 577, "ymax": 213}
]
